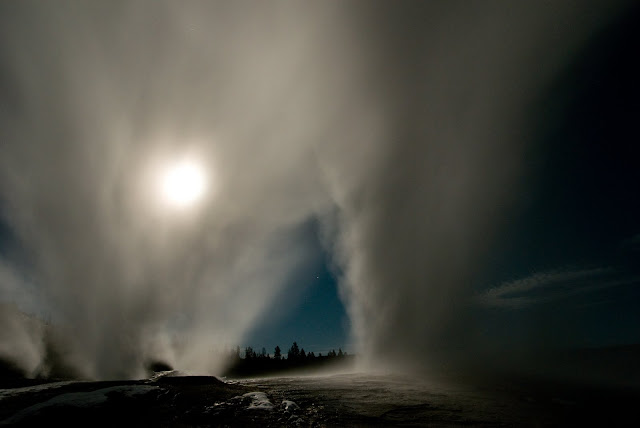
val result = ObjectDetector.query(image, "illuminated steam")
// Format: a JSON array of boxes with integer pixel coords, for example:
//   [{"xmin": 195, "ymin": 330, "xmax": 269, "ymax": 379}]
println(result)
[{"xmin": 0, "ymin": 1, "xmax": 631, "ymax": 379}]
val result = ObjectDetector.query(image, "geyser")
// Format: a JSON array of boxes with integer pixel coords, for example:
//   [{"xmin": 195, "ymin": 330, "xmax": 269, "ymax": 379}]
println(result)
[{"xmin": 0, "ymin": 1, "xmax": 633, "ymax": 380}]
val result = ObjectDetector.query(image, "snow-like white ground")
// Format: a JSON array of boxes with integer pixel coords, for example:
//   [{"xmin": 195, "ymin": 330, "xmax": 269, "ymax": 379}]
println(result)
[
  {"xmin": 2, "ymin": 373, "xmax": 636, "ymax": 426},
  {"xmin": 241, "ymin": 391, "xmax": 274, "ymax": 410},
  {"xmin": 0, "ymin": 381, "xmax": 78, "ymax": 402},
  {"xmin": 281, "ymin": 399, "xmax": 299, "ymax": 412},
  {"xmin": 1, "ymin": 384, "xmax": 159, "ymax": 425},
  {"xmin": 148, "ymin": 369, "xmax": 189, "ymax": 381}
]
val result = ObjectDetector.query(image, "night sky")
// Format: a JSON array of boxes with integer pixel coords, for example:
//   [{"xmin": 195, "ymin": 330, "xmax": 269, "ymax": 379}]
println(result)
[
  {"xmin": 243, "ymin": 220, "xmax": 350, "ymax": 356},
  {"xmin": 0, "ymin": 1, "xmax": 638, "ymax": 379},
  {"xmin": 476, "ymin": 5, "xmax": 640, "ymax": 350}
]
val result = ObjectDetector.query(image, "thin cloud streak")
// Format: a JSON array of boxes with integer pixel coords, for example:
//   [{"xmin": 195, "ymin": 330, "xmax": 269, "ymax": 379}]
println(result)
[{"xmin": 478, "ymin": 268, "xmax": 640, "ymax": 308}]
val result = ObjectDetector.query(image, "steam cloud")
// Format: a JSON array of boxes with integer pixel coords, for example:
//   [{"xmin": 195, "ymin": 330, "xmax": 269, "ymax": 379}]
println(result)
[{"xmin": 0, "ymin": 1, "xmax": 630, "ymax": 379}]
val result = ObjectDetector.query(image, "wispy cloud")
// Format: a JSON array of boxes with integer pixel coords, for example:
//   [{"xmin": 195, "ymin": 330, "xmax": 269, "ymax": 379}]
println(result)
[{"xmin": 478, "ymin": 267, "xmax": 640, "ymax": 308}]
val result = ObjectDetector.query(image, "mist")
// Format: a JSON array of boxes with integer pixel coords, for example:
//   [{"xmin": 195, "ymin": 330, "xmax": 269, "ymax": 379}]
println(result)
[{"xmin": 0, "ymin": 1, "xmax": 632, "ymax": 380}]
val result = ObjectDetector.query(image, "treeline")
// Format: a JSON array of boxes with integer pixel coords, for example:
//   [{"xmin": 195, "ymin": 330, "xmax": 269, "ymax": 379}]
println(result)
[{"xmin": 222, "ymin": 341, "xmax": 354, "ymax": 378}]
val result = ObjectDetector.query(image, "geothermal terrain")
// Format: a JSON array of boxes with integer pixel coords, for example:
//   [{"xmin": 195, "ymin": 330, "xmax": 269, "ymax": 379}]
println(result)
[{"xmin": 1, "ymin": 362, "xmax": 639, "ymax": 427}]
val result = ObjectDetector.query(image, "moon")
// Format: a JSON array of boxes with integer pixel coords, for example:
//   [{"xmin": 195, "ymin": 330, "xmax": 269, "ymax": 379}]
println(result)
[{"xmin": 160, "ymin": 161, "xmax": 207, "ymax": 207}]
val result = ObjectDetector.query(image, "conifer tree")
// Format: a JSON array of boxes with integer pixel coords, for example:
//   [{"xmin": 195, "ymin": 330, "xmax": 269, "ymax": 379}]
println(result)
[{"xmin": 288, "ymin": 341, "xmax": 300, "ymax": 361}]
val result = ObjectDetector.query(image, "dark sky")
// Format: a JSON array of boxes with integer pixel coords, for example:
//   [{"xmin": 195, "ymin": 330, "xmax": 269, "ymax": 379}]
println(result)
[
  {"xmin": 475, "ymin": 5, "xmax": 640, "ymax": 350},
  {"xmin": 0, "ymin": 1, "xmax": 638, "ymax": 379}
]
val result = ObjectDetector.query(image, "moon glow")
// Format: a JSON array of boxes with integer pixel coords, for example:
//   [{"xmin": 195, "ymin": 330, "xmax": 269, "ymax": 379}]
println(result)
[{"xmin": 160, "ymin": 161, "xmax": 207, "ymax": 208}]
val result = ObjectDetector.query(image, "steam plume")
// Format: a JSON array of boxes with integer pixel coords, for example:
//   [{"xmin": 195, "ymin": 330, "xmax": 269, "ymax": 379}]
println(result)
[{"xmin": 0, "ymin": 1, "xmax": 630, "ymax": 378}]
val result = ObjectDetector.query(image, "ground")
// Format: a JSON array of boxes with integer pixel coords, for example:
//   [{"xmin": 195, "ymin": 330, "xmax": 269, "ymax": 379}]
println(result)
[{"xmin": 1, "ymin": 372, "xmax": 639, "ymax": 426}]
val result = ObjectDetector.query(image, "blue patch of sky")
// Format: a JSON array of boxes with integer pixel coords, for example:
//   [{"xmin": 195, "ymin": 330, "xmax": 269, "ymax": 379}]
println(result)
[{"xmin": 243, "ymin": 217, "xmax": 350, "ymax": 356}]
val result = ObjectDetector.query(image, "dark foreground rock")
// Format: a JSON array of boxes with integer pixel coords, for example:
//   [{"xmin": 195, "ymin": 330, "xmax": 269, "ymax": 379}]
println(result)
[
  {"xmin": 1, "ymin": 373, "xmax": 639, "ymax": 427},
  {"xmin": 0, "ymin": 374, "xmax": 324, "ymax": 427},
  {"xmin": 0, "ymin": 376, "xmax": 282, "ymax": 427}
]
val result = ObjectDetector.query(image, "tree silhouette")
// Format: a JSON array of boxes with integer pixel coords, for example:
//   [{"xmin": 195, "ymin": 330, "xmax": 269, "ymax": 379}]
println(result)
[
  {"xmin": 223, "ymin": 340, "xmax": 354, "ymax": 378},
  {"xmin": 244, "ymin": 347, "xmax": 255, "ymax": 359},
  {"xmin": 287, "ymin": 342, "xmax": 300, "ymax": 361}
]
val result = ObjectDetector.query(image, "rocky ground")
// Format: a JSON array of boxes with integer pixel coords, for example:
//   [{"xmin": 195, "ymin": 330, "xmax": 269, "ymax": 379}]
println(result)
[
  {"xmin": 1, "ymin": 372, "xmax": 639, "ymax": 427},
  {"xmin": 0, "ymin": 375, "xmax": 273, "ymax": 427}
]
